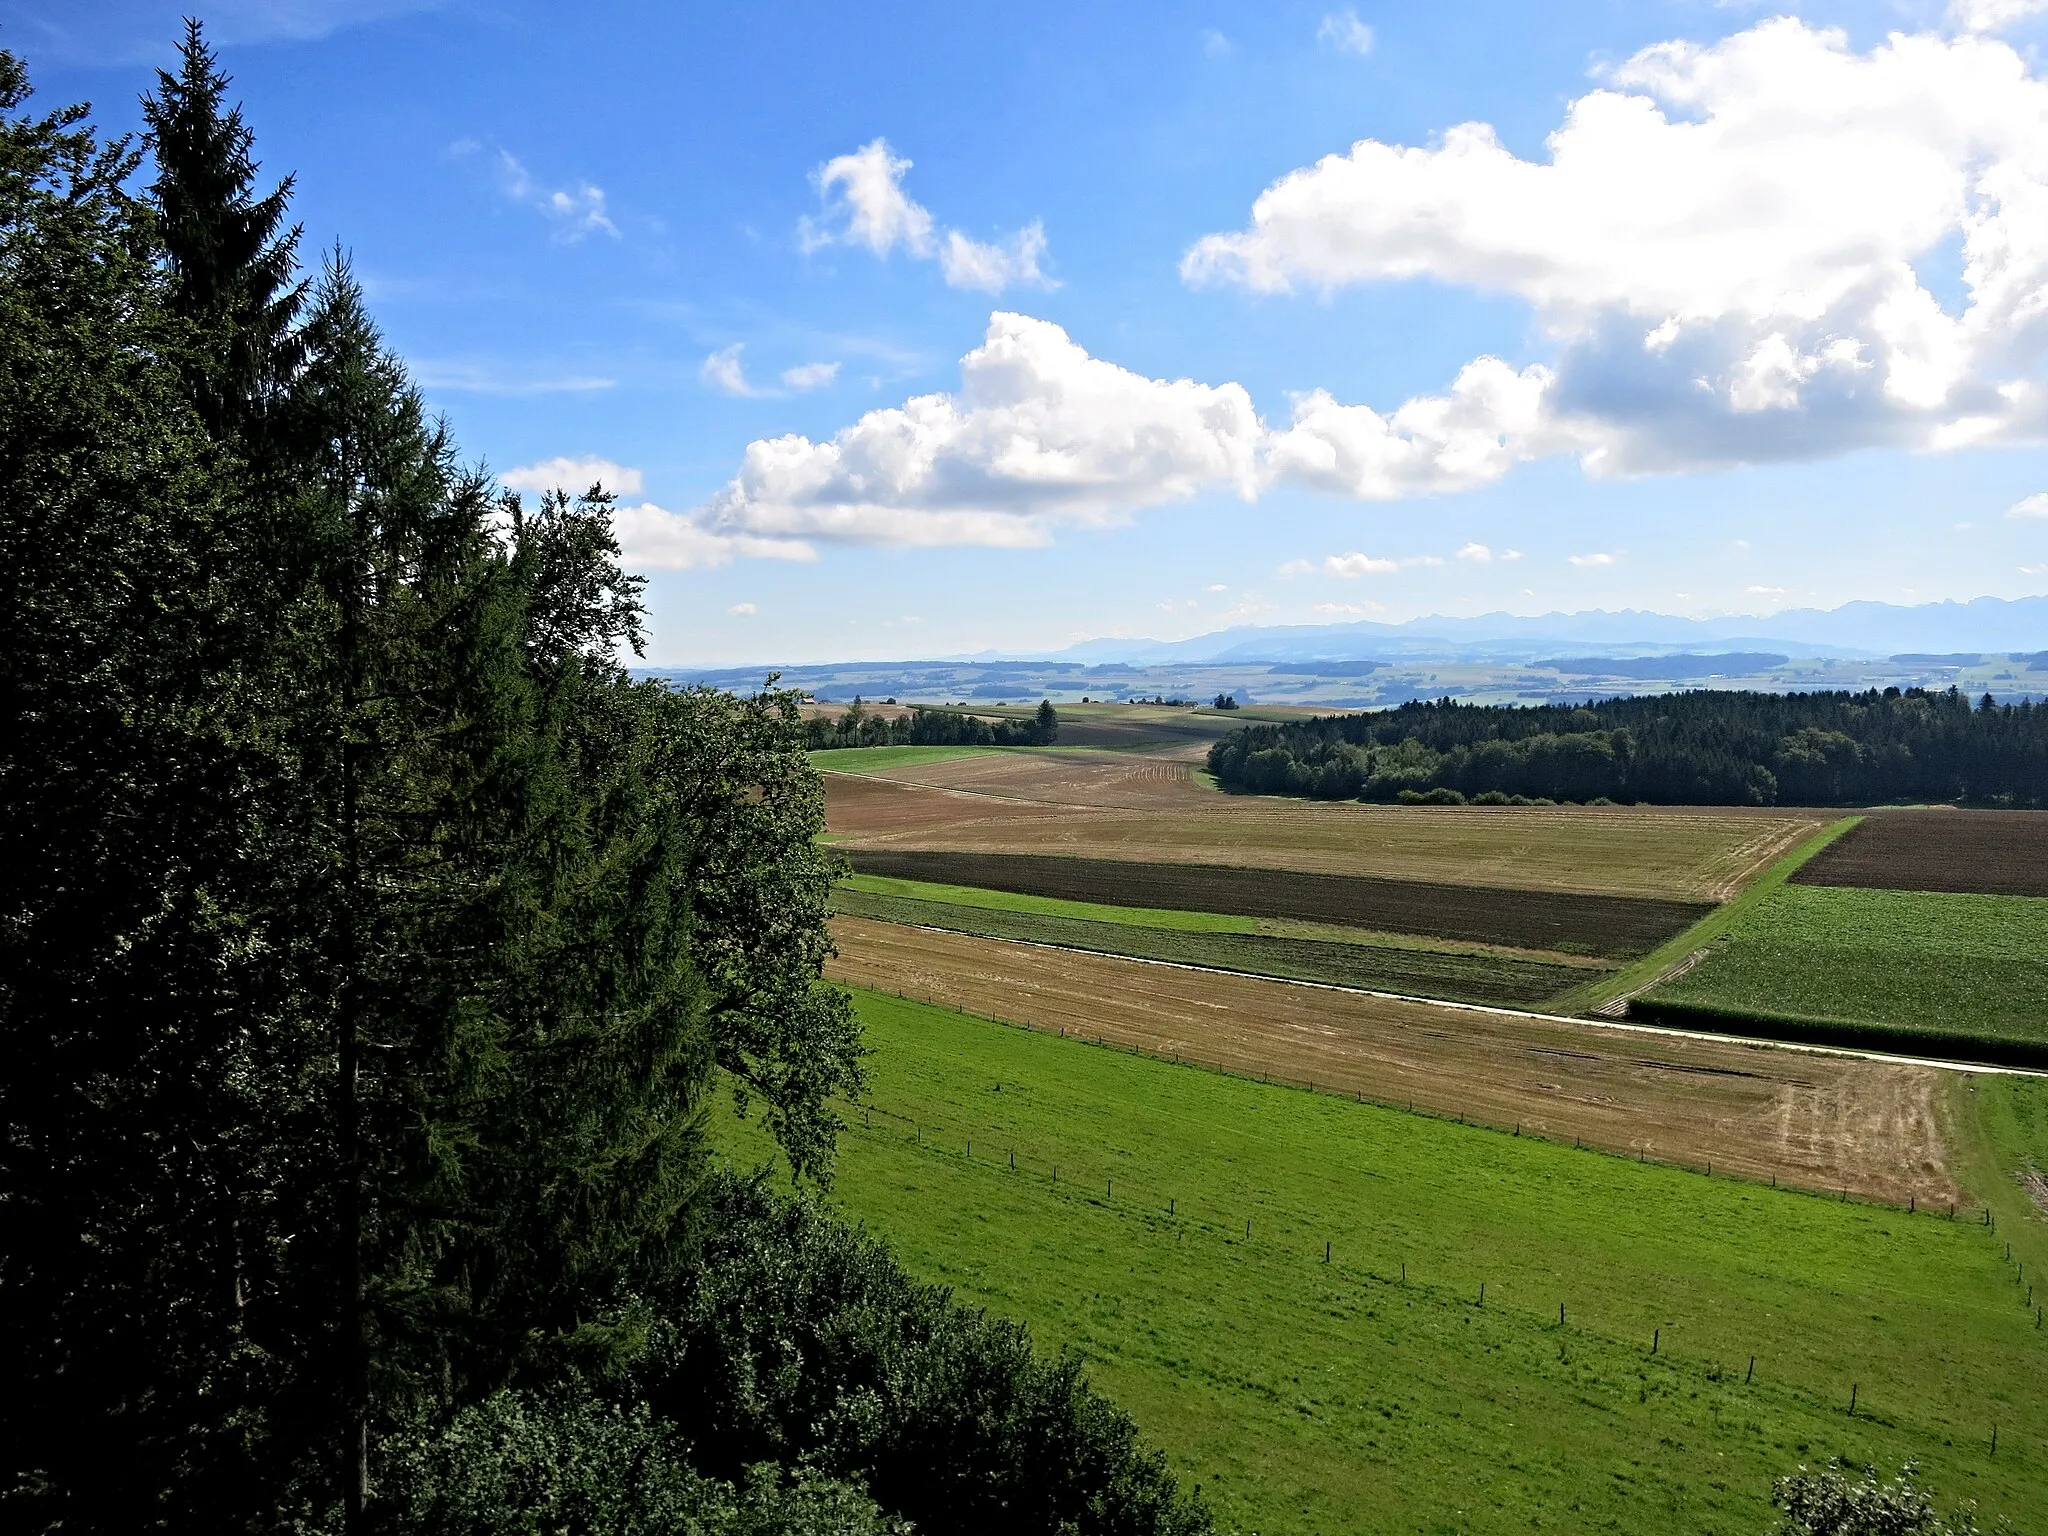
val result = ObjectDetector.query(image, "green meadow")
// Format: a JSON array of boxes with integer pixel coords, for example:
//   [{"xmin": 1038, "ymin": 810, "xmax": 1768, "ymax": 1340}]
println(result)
[
  {"xmin": 716, "ymin": 991, "xmax": 2048, "ymax": 1536},
  {"xmin": 806, "ymin": 744, "xmax": 1001, "ymax": 771},
  {"xmin": 1650, "ymin": 884, "xmax": 2048, "ymax": 1052}
]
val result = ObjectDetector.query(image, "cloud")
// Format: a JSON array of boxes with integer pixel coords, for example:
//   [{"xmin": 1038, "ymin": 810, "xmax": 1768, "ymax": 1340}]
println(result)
[
  {"xmin": 612, "ymin": 503, "xmax": 817, "ymax": 570},
  {"xmin": 782, "ymin": 360, "xmax": 841, "ymax": 391},
  {"xmin": 1951, "ymin": 0, "xmax": 2048, "ymax": 33},
  {"xmin": 410, "ymin": 359, "xmax": 614, "ymax": 396},
  {"xmin": 1455, "ymin": 541, "xmax": 1492, "ymax": 561},
  {"xmin": 473, "ymin": 146, "xmax": 617, "ymax": 240},
  {"xmin": 503, "ymin": 455, "xmax": 644, "ymax": 496},
  {"xmin": 729, "ymin": 602, "xmax": 757, "ymax": 615},
  {"xmin": 801, "ymin": 138, "xmax": 1055, "ymax": 293},
  {"xmin": 1747, "ymin": 583, "xmax": 1788, "ymax": 595},
  {"xmin": 698, "ymin": 312, "xmax": 1261, "ymax": 549},
  {"xmin": 1183, "ymin": 19, "xmax": 2048, "ymax": 476},
  {"xmin": 1569, "ymin": 551, "xmax": 1617, "ymax": 567},
  {"xmin": 1317, "ymin": 9, "xmax": 1374, "ymax": 55},
  {"xmin": 1313, "ymin": 600, "xmax": 1387, "ymax": 615},
  {"xmin": 1282, "ymin": 552, "xmax": 1399, "ymax": 577},
  {"xmin": 2008, "ymin": 492, "xmax": 2048, "ymax": 517},
  {"xmin": 701, "ymin": 344, "xmax": 763, "ymax": 398},
  {"xmin": 941, "ymin": 222, "xmax": 1055, "ymax": 293},
  {"xmin": 1262, "ymin": 357, "xmax": 1572, "ymax": 498},
  {"xmin": 1203, "ymin": 29, "xmax": 1234, "ymax": 58}
]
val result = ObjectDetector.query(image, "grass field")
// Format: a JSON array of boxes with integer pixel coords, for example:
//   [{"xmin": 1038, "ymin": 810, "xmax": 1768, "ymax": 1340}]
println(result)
[
  {"xmin": 717, "ymin": 992, "xmax": 2048, "ymax": 1536},
  {"xmin": 806, "ymin": 744, "xmax": 1002, "ymax": 771},
  {"xmin": 1645, "ymin": 885, "xmax": 2048, "ymax": 1057},
  {"xmin": 832, "ymin": 886, "xmax": 1599, "ymax": 1005}
]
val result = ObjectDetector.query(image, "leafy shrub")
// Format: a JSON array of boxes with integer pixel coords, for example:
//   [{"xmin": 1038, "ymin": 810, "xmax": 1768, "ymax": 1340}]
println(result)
[
  {"xmin": 1397, "ymin": 787, "xmax": 1467, "ymax": 805},
  {"xmin": 1772, "ymin": 1461, "xmax": 1978, "ymax": 1535},
  {"xmin": 641, "ymin": 1172, "xmax": 1210, "ymax": 1536}
]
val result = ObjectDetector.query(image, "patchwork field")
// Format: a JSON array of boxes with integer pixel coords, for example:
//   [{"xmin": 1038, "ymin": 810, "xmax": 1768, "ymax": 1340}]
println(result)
[
  {"xmin": 826, "ymin": 917, "xmax": 1960, "ymax": 1204},
  {"xmin": 822, "ymin": 753, "xmax": 1821, "ymax": 902},
  {"xmin": 843, "ymin": 848, "xmax": 1708, "ymax": 957},
  {"xmin": 833, "ymin": 885, "xmax": 1598, "ymax": 1005},
  {"xmin": 717, "ymin": 992, "xmax": 2048, "ymax": 1536},
  {"xmin": 1793, "ymin": 808, "xmax": 2048, "ymax": 897},
  {"xmin": 1639, "ymin": 884, "xmax": 2048, "ymax": 1064}
]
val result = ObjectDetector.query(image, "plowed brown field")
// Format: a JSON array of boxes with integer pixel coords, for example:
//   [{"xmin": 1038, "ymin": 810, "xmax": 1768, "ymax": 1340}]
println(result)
[
  {"xmin": 1792, "ymin": 807, "xmax": 2048, "ymax": 896},
  {"xmin": 827, "ymin": 917, "xmax": 1962, "ymax": 1206},
  {"xmin": 823, "ymin": 755, "xmax": 1821, "ymax": 902}
]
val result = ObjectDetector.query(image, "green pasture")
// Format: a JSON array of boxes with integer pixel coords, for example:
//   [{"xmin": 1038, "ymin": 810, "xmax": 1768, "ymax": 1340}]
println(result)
[
  {"xmin": 806, "ymin": 744, "xmax": 1000, "ymax": 771},
  {"xmin": 1649, "ymin": 885, "xmax": 2048, "ymax": 1052},
  {"xmin": 718, "ymin": 992, "xmax": 2048, "ymax": 1536},
  {"xmin": 832, "ymin": 886, "xmax": 1595, "ymax": 1005}
]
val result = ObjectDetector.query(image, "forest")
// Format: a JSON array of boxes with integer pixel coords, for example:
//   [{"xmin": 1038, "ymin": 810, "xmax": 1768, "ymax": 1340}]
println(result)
[
  {"xmin": 1207, "ymin": 687, "xmax": 2048, "ymax": 806},
  {"xmin": 804, "ymin": 697, "xmax": 1059, "ymax": 749},
  {"xmin": 0, "ymin": 31, "xmax": 1198, "ymax": 1536}
]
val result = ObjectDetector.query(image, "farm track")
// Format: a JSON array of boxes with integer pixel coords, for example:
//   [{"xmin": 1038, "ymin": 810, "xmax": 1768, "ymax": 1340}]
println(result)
[
  {"xmin": 1793, "ymin": 809, "xmax": 2048, "ymax": 896},
  {"xmin": 826, "ymin": 917, "xmax": 1962, "ymax": 1206},
  {"xmin": 844, "ymin": 848, "xmax": 1710, "ymax": 958},
  {"xmin": 823, "ymin": 759, "xmax": 1823, "ymax": 902}
]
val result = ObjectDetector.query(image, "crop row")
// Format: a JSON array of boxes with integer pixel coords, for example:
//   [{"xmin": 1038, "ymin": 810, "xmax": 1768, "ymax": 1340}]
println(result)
[
  {"xmin": 843, "ymin": 848, "xmax": 1711, "ymax": 958},
  {"xmin": 833, "ymin": 887, "xmax": 1599, "ymax": 1006}
]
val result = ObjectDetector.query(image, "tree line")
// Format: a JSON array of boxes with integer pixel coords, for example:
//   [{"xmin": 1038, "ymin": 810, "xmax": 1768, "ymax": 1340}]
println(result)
[
  {"xmin": 0, "ymin": 31, "xmax": 1199, "ymax": 1535},
  {"xmin": 805, "ymin": 697, "xmax": 1059, "ymax": 749},
  {"xmin": 1208, "ymin": 688, "xmax": 2048, "ymax": 806}
]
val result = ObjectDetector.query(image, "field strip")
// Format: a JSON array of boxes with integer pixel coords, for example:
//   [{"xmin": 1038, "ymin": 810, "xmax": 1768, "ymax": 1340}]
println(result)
[
  {"xmin": 827, "ymin": 918, "xmax": 1975, "ymax": 1204},
  {"xmin": 1562, "ymin": 814, "xmax": 1865, "ymax": 1015},
  {"xmin": 865, "ymin": 919, "xmax": 2046, "ymax": 1079},
  {"xmin": 820, "ymin": 766, "xmax": 1128, "ymax": 812}
]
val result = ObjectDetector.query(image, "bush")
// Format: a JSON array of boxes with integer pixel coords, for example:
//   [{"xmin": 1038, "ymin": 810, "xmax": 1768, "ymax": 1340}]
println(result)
[
  {"xmin": 1397, "ymin": 787, "xmax": 1467, "ymax": 805},
  {"xmin": 1771, "ymin": 1460, "xmax": 1977, "ymax": 1535},
  {"xmin": 641, "ymin": 1172, "xmax": 1210, "ymax": 1536},
  {"xmin": 1472, "ymin": 790, "xmax": 1511, "ymax": 805},
  {"xmin": 382, "ymin": 1389, "xmax": 905, "ymax": 1536}
]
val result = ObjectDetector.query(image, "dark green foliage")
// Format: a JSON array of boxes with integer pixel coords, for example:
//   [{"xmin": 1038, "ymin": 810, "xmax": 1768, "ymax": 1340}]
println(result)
[
  {"xmin": 382, "ymin": 1390, "xmax": 905, "ymax": 1536},
  {"xmin": 641, "ymin": 1172, "xmax": 1211, "ymax": 1536},
  {"xmin": 1208, "ymin": 688, "xmax": 2048, "ymax": 806},
  {"xmin": 804, "ymin": 697, "xmax": 1057, "ymax": 749},
  {"xmin": 1772, "ymin": 1461, "xmax": 1978, "ymax": 1535},
  {"xmin": 1211, "ymin": 693, "xmax": 1238, "ymax": 709}
]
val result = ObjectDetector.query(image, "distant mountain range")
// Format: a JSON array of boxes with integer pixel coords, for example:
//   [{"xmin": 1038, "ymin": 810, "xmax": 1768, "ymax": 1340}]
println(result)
[{"xmin": 1034, "ymin": 595, "xmax": 2048, "ymax": 666}]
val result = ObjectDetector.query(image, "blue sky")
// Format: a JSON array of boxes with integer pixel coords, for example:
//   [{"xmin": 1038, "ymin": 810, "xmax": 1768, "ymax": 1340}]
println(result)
[{"xmin": 14, "ymin": 0, "xmax": 2048, "ymax": 663}]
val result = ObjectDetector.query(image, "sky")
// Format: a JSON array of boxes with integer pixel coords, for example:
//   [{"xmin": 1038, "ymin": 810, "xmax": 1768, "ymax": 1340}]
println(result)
[{"xmin": 14, "ymin": 0, "xmax": 2048, "ymax": 664}]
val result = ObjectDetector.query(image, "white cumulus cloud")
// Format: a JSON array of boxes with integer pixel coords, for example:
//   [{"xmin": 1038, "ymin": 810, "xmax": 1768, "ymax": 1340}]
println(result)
[
  {"xmin": 473, "ymin": 146, "xmax": 617, "ymax": 240},
  {"xmin": 698, "ymin": 312, "xmax": 1261, "ymax": 549},
  {"xmin": 729, "ymin": 602, "xmax": 758, "ymax": 615},
  {"xmin": 1951, "ymin": 0, "xmax": 2048, "ymax": 34},
  {"xmin": 1455, "ymin": 542, "xmax": 1492, "ymax": 561},
  {"xmin": 503, "ymin": 456, "xmax": 644, "ymax": 496},
  {"xmin": 1570, "ymin": 551, "xmax": 1618, "ymax": 567},
  {"xmin": 801, "ymin": 138, "xmax": 1055, "ymax": 293},
  {"xmin": 1183, "ymin": 18, "xmax": 2048, "ymax": 475},
  {"xmin": 2007, "ymin": 491, "xmax": 2048, "ymax": 517},
  {"xmin": 701, "ymin": 344, "xmax": 763, "ymax": 398},
  {"xmin": 612, "ymin": 503, "xmax": 816, "ymax": 571}
]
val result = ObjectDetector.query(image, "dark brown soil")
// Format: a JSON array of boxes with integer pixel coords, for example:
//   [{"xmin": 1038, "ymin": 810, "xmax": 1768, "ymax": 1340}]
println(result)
[
  {"xmin": 845, "ymin": 848, "xmax": 1712, "ymax": 958},
  {"xmin": 1791, "ymin": 810, "xmax": 2048, "ymax": 896}
]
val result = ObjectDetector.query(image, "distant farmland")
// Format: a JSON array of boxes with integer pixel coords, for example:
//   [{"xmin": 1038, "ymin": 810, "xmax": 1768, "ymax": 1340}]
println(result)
[
  {"xmin": 716, "ymin": 991, "xmax": 2048, "ymax": 1536},
  {"xmin": 843, "ymin": 848, "xmax": 1710, "ymax": 957},
  {"xmin": 822, "ymin": 752, "xmax": 1822, "ymax": 902},
  {"xmin": 832, "ymin": 885, "xmax": 1600, "ymax": 1005},
  {"xmin": 1792, "ymin": 808, "xmax": 2048, "ymax": 896},
  {"xmin": 1639, "ymin": 884, "xmax": 2048, "ymax": 1064}
]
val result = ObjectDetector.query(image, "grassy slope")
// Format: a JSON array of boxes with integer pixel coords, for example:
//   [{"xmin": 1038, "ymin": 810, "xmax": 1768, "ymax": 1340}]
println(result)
[
  {"xmin": 1651, "ymin": 885, "xmax": 2048, "ymax": 1050},
  {"xmin": 832, "ymin": 888, "xmax": 1596, "ymax": 1006},
  {"xmin": 807, "ymin": 745, "xmax": 1001, "ymax": 771},
  {"xmin": 719, "ymin": 992, "xmax": 2046, "ymax": 1536}
]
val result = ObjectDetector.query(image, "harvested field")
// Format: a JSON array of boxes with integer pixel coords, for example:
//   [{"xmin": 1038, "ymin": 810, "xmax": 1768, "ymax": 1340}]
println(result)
[
  {"xmin": 844, "ymin": 848, "xmax": 1710, "ymax": 957},
  {"xmin": 832, "ymin": 887, "xmax": 1598, "ymax": 1004},
  {"xmin": 823, "ymin": 765, "xmax": 1820, "ymax": 902},
  {"xmin": 824, "ymin": 917, "xmax": 1961, "ymax": 1205},
  {"xmin": 1792, "ymin": 808, "xmax": 2048, "ymax": 896}
]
